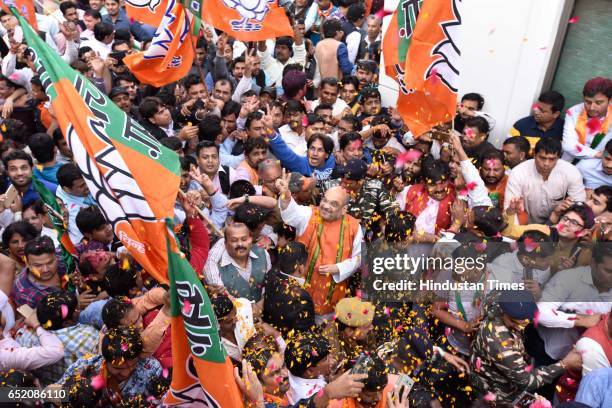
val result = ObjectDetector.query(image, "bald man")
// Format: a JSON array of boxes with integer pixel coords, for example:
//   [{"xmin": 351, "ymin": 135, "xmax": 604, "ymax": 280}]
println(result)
[{"xmin": 277, "ymin": 175, "xmax": 362, "ymax": 321}]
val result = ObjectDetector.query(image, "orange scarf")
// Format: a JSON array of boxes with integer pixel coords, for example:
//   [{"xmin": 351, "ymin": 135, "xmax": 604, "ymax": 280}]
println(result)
[
  {"xmin": 575, "ymin": 105, "xmax": 612, "ymax": 147},
  {"xmin": 264, "ymin": 393, "xmax": 288, "ymax": 406}
]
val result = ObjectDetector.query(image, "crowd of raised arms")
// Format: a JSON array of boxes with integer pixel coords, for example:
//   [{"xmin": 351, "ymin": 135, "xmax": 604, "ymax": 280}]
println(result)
[{"xmin": 0, "ymin": 0, "xmax": 610, "ymax": 407}]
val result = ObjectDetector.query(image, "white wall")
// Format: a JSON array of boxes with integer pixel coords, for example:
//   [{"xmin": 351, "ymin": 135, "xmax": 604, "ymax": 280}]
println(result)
[{"xmin": 380, "ymin": 0, "xmax": 573, "ymax": 146}]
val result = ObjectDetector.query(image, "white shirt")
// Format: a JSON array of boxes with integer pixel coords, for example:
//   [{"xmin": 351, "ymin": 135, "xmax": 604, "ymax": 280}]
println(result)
[
  {"xmin": 576, "ymin": 336, "xmax": 610, "ymax": 376},
  {"xmin": 221, "ymin": 298, "xmax": 255, "ymax": 362},
  {"xmin": 504, "ymin": 158, "xmax": 586, "ymax": 223},
  {"xmin": 577, "ymin": 158, "xmax": 612, "ymax": 190},
  {"xmin": 80, "ymin": 38, "xmax": 112, "ymax": 59},
  {"xmin": 415, "ymin": 197, "xmax": 439, "ymax": 235},
  {"xmin": 203, "ymin": 238, "xmax": 272, "ymax": 287},
  {"xmin": 287, "ymin": 373, "xmax": 327, "ymax": 404},
  {"xmin": 210, "ymin": 165, "xmax": 250, "ymax": 194},
  {"xmin": 311, "ymin": 97, "xmax": 349, "ymax": 117},
  {"xmin": 537, "ymin": 266, "xmax": 612, "ymax": 359},
  {"xmin": 345, "ymin": 30, "xmax": 362, "ymax": 63},
  {"xmin": 257, "ymin": 44, "xmax": 307, "ymax": 88},
  {"xmin": 278, "ymin": 124, "xmax": 307, "ymax": 156},
  {"xmin": 489, "ymin": 252, "xmax": 551, "ymax": 287},
  {"xmin": 279, "ymin": 198, "xmax": 362, "ymax": 283},
  {"xmin": 562, "ymin": 103, "xmax": 612, "ymax": 161}
]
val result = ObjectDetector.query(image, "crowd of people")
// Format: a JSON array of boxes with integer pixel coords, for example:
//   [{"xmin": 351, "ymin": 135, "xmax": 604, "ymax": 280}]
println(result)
[{"xmin": 0, "ymin": 0, "xmax": 610, "ymax": 407}]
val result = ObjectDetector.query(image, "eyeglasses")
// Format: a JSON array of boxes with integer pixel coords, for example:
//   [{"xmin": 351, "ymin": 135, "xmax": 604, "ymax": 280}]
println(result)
[{"xmin": 560, "ymin": 215, "xmax": 584, "ymax": 228}]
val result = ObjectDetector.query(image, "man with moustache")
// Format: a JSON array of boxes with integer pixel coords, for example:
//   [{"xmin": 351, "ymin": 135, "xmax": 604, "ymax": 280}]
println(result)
[
  {"xmin": 479, "ymin": 149, "xmax": 508, "ymax": 210},
  {"xmin": 577, "ymin": 139, "xmax": 612, "ymax": 190},
  {"xmin": 277, "ymin": 173, "xmax": 362, "ymax": 320},
  {"xmin": 203, "ymin": 222, "xmax": 271, "ymax": 302}
]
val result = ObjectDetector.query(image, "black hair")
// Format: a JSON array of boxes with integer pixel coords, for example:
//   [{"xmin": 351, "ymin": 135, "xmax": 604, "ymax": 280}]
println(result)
[
  {"xmin": 222, "ymin": 100, "xmax": 241, "ymax": 118},
  {"xmin": 273, "ymin": 223, "xmax": 296, "ymax": 240},
  {"xmin": 278, "ymin": 241, "xmax": 308, "ymax": 274},
  {"xmin": 211, "ymin": 293, "xmax": 234, "ymax": 318},
  {"xmin": 464, "ymin": 116, "xmax": 490, "ymax": 134},
  {"xmin": 139, "ymin": 97, "xmax": 164, "ymax": 120},
  {"xmin": 245, "ymin": 111, "xmax": 264, "ymax": 131},
  {"xmin": 284, "ymin": 333, "xmax": 330, "ymax": 377},
  {"xmin": 159, "ymin": 136, "xmax": 183, "ymax": 152},
  {"xmin": 606, "ymin": 138, "xmax": 612, "ymax": 156},
  {"xmin": 24, "ymin": 235, "xmax": 55, "ymax": 257},
  {"xmin": 561, "ymin": 203, "xmax": 595, "ymax": 229},
  {"xmin": 517, "ymin": 230, "xmax": 554, "ymax": 258},
  {"xmin": 111, "ymin": 39, "xmax": 130, "ymax": 51},
  {"xmin": 76, "ymin": 206, "xmax": 107, "ymax": 235},
  {"xmin": 56, "ymin": 163, "xmax": 83, "ymax": 189},
  {"xmin": 422, "ymin": 159, "xmax": 450, "ymax": 183},
  {"xmin": 36, "ymin": 291, "xmax": 78, "ymax": 330},
  {"xmin": 93, "ymin": 22, "xmax": 113, "ymax": 42},
  {"xmin": 84, "ymin": 8, "xmax": 102, "ymax": 19},
  {"xmin": 195, "ymin": 140, "xmax": 219, "ymax": 156},
  {"xmin": 179, "ymin": 156, "xmax": 191, "ymax": 172},
  {"xmin": 347, "ymin": 3, "xmax": 366, "ymax": 23},
  {"xmin": 307, "ymin": 134, "xmax": 334, "ymax": 156},
  {"xmin": 229, "ymin": 179, "xmax": 256, "ymax": 199},
  {"xmin": 3, "ymin": 221, "xmax": 38, "ymax": 250},
  {"xmin": 339, "ymin": 114, "xmax": 360, "ymax": 131},
  {"xmin": 593, "ymin": 186, "xmax": 612, "ymax": 212},
  {"xmin": 233, "ymin": 203, "xmax": 269, "ymax": 231},
  {"xmin": 503, "ymin": 136, "xmax": 530, "ymax": 156},
  {"xmin": 342, "ymin": 75, "xmax": 360, "ymax": 89},
  {"xmin": 23, "ymin": 199, "xmax": 45, "ymax": 216},
  {"xmin": 104, "ymin": 263, "xmax": 139, "ymax": 297},
  {"xmin": 214, "ymin": 77, "xmax": 235, "ymax": 93},
  {"xmin": 244, "ymin": 136, "xmax": 267, "ymax": 155},
  {"xmin": 472, "ymin": 206, "xmax": 507, "ymax": 236},
  {"xmin": 2, "ymin": 119, "xmax": 29, "ymax": 146},
  {"xmin": 320, "ymin": 77, "xmax": 339, "ymax": 90},
  {"xmin": 534, "ymin": 137, "xmax": 562, "ymax": 157},
  {"xmin": 356, "ymin": 60, "xmax": 377, "ymax": 74},
  {"xmin": 385, "ymin": 211, "xmax": 416, "ymax": 243},
  {"xmin": 102, "ymin": 298, "xmax": 133, "ymax": 329},
  {"xmin": 461, "ymin": 92, "xmax": 485, "ymax": 110},
  {"xmin": 593, "ymin": 240, "xmax": 612, "ymax": 264},
  {"xmin": 360, "ymin": 86, "xmax": 381, "ymax": 103},
  {"xmin": 313, "ymin": 103, "xmax": 333, "ymax": 115},
  {"xmin": 2, "ymin": 148, "xmax": 33, "ymax": 168},
  {"xmin": 363, "ymin": 355, "xmax": 388, "ymax": 392},
  {"xmin": 101, "ymin": 327, "xmax": 143, "ymax": 362},
  {"xmin": 538, "ymin": 90, "xmax": 565, "ymax": 113},
  {"xmin": 322, "ymin": 18, "xmax": 342, "ymax": 38},
  {"xmin": 339, "ymin": 132, "xmax": 362, "ymax": 151},
  {"xmin": 198, "ymin": 114, "xmax": 222, "ymax": 143},
  {"xmin": 77, "ymin": 46, "xmax": 93, "ymax": 60},
  {"xmin": 283, "ymin": 63, "xmax": 305, "ymax": 77},
  {"xmin": 182, "ymin": 74, "xmax": 203, "ymax": 91},
  {"xmin": 480, "ymin": 148, "xmax": 505, "ymax": 166},
  {"xmin": 284, "ymin": 99, "xmax": 306, "ymax": 115},
  {"xmin": 583, "ymin": 77, "xmax": 612, "ymax": 99}
]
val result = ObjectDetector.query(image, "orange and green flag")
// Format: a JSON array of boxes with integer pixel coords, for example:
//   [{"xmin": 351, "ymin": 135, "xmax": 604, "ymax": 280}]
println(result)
[
  {"xmin": 124, "ymin": 0, "xmax": 195, "ymax": 87},
  {"xmin": 13, "ymin": 7, "xmax": 180, "ymax": 285},
  {"xmin": 382, "ymin": 0, "xmax": 422, "ymax": 77},
  {"xmin": 1, "ymin": 0, "xmax": 37, "ymax": 31},
  {"xmin": 163, "ymin": 221, "xmax": 243, "ymax": 407},
  {"xmin": 399, "ymin": 0, "xmax": 462, "ymax": 137},
  {"xmin": 183, "ymin": 0, "xmax": 293, "ymax": 41},
  {"xmin": 32, "ymin": 178, "xmax": 77, "ymax": 274}
]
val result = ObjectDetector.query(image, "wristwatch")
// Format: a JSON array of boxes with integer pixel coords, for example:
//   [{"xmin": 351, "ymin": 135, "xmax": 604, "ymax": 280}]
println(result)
[{"xmin": 244, "ymin": 194, "xmax": 250, "ymax": 203}]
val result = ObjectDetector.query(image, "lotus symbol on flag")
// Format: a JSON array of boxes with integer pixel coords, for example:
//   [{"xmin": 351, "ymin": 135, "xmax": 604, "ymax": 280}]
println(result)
[
  {"xmin": 125, "ymin": 0, "xmax": 162, "ymax": 13},
  {"xmin": 224, "ymin": 0, "xmax": 275, "ymax": 32}
]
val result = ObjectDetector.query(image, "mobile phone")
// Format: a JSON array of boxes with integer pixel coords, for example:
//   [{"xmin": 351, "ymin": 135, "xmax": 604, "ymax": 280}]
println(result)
[
  {"xmin": 4, "ymin": 184, "xmax": 18, "ymax": 209},
  {"xmin": 350, "ymin": 353, "xmax": 373, "ymax": 376},
  {"xmin": 192, "ymin": 98, "xmax": 206, "ymax": 112},
  {"xmin": 17, "ymin": 304, "xmax": 35, "ymax": 318},
  {"xmin": 109, "ymin": 51, "xmax": 127, "ymax": 66},
  {"xmin": 523, "ymin": 267, "xmax": 533, "ymax": 281},
  {"xmin": 394, "ymin": 374, "xmax": 415, "ymax": 399},
  {"xmin": 513, "ymin": 391, "xmax": 536, "ymax": 408}
]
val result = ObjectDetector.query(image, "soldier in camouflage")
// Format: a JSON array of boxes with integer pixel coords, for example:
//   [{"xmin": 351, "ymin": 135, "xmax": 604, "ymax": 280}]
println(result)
[
  {"xmin": 322, "ymin": 158, "xmax": 399, "ymax": 241},
  {"xmin": 470, "ymin": 290, "xmax": 582, "ymax": 403}
]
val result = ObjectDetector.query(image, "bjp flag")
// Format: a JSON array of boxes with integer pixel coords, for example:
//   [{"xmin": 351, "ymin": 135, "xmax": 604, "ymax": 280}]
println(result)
[
  {"xmin": 163, "ymin": 222, "xmax": 243, "ymax": 407},
  {"xmin": 399, "ymin": 0, "xmax": 462, "ymax": 137},
  {"xmin": 125, "ymin": 0, "xmax": 168, "ymax": 26},
  {"xmin": 183, "ymin": 0, "xmax": 293, "ymax": 41},
  {"xmin": 124, "ymin": 0, "xmax": 195, "ymax": 87},
  {"xmin": 1, "ymin": 0, "xmax": 37, "ymax": 31},
  {"xmin": 12, "ymin": 6, "xmax": 180, "ymax": 285}
]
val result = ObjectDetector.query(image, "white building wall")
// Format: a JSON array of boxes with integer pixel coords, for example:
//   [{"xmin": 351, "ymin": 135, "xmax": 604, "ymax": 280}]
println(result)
[{"xmin": 380, "ymin": 0, "xmax": 574, "ymax": 146}]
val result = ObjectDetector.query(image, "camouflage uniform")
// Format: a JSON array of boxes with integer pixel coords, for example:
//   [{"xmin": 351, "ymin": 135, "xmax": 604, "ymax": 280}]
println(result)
[
  {"xmin": 323, "ymin": 178, "xmax": 399, "ymax": 241},
  {"xmin": 470, "ymin": 303, "xmax": 565, "ymax": 403}
]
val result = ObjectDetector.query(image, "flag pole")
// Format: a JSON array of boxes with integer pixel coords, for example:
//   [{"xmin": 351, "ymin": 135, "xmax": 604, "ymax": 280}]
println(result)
[{"xmin": 187, "ymin": 13, "xmax": 210, "ymax": 99}]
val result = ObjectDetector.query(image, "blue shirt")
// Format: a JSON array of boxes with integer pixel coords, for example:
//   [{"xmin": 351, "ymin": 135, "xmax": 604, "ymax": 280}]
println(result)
[
  {"xmin": 33, "ymin": 162, "xmax": 62, "ymax": 186},
  {"xmin": 576, "ymin": 367, "xmax": 612, "ymax": 408},
  {"xmin": 576, "ymin": 157, "xmax": 612, "ymax": 190},
  {"xmin": 20, "ymin": 178, "xmax": 58, "ymax": 206},
  {"xmin": 336, "ymin": 43, "xmax": 354, "ymax": 77},
  {"xmin": 78, "ymin": 299, "xmax": 109, "ymax": 330},
  {"xmin": 267, "ymin": 132, "xmax": 335, "ymax": 182},
  {"xmin": 102, "ymin": 10, "xmax": 156, "ymax": 42}
]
